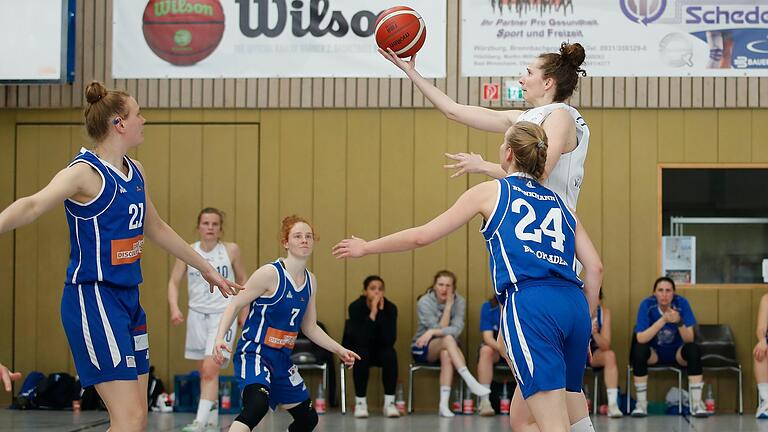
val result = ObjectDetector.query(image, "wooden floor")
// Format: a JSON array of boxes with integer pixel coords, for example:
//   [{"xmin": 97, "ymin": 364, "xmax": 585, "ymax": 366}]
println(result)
[{"xmin": 0, "ymin": 410, "xmax": 766, "ymax": 432}]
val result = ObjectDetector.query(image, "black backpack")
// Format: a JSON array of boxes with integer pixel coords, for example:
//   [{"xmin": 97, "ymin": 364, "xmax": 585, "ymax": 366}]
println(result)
[
  {"xmin": 147, "ymin": 366, "xmax": 166, "ymax": 410},
  {"xmin": 34, "ymin": 373, "xmax": 81, "ymax": 410}
]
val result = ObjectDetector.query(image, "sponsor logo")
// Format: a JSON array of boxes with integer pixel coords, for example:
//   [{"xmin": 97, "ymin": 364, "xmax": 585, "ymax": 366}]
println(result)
[
  {"xmin": 685, "ymin": 6, "xmax": 768, "ymax": 25},
  {"xmin": 134, "ymin": 333, "xmax": 149, "ymax": 351},
  {"xmin": 620, "ymin": 0, "xmax": 666, "ymax": 25},
  {"xmin": 119, "ymin": 185, "xmax": 127, "ymax": 194},
  {"xmin": 482, "ymin": 83, "xmax": 500, "ymax": 102},
  {"xmin": 136, "ymin": 185, "xmax": 143, "ymax": 192},
  {"xmin": 264, "ymin": 327, "xmax": 298, "ymax": 349},
  {"xmin": 526, "ymin": 181, "xmax": 535, "ymax": 189},
  {"xmin": 236, "ymin": 0, "xmax": 379, "ymax": 38},
  {"xmin": 126, "ymin": 356, "xmax": 136, "ymax": 368},
  {"xmin": 111, "ymin": 235, "xmax": 144, "ymax": 265},
  {"xmin": 488, "ymin": 0, "xmax": 575, "ymax": 17},
  {"xmin": 286, "ymin": 291, "xmax": 293, "ymax": 299}
]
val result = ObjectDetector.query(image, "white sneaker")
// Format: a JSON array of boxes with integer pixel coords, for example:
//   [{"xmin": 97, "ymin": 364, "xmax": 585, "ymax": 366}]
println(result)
[
  {"xmin": 181, "ymin": 421, "xmax": 206, "ymax": 432},
  {"xmin": 630, "ymin": 400, "xmax": 647, "ymax": 417},
  {"xmin": 607, "ymin": 403, "xmax": 623, "ymax": 418},
  {"xmin": 354, "ymin": 400, "xmax": 369, "ymax": 418},
  {"xmin": 383, "ymin": 402, "xmax": 401, "ymax": 418},
  {"xmin": 756, "ymin": 400, "xmax": 768, "ymax": 419},
  {"xmin": 478, "ymin": 398, "xmax": 495, "ymax": 416},
  {"xmin": 691, "ymin": 400, "xmax": 710, "ymax": 418},
  {"xmin": 439, "ymin": 406, "xmax": 455, "ymax": 417}
]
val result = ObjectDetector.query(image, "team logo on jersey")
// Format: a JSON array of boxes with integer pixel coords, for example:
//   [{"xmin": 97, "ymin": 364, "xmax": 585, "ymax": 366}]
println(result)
[
  {"xmin": 119, "ymin": 185, "xmax": 127, "ymax": 194},
  {"xmin": 112, "ymin": 235, "xmax": 144, "ymax": 265},
  {"xmin": 526, "ymin": 181, "xmax": 535, "ymax": 188},
  {"xmin": 264, "ymin": 327, "xmax": 298, "ymax": 349},
  {"xmin": 136, "ymin": 185, "xmax": 143, "ymax": 192}
]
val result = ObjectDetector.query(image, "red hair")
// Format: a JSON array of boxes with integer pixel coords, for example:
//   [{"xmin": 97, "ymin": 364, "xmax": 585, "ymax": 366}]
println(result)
[{"xmin": 279, "ymin": 215, "xmax": 318, "ymax": 244}]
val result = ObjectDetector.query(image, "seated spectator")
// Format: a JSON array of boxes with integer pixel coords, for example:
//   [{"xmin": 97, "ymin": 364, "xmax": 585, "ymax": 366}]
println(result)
[
  {"xmin": 476, "ymin": 295, "xmax": 502, "ymax": 416},
  {"xmin": 753, "ymin": 293, "xmax": 768, "ymax": 419},
  {"xmin": 345, "ymin": 275, "xmax": 400, "ymax": 418},
  {"xmin": 411, "ymin": 270, "xmax": 490, "ymax": 417},
  {"xmin": 588, "ymin": 288, "xmax": 621, "ymax": 418},
  {"xmin": 631, "ymin": 277, "xmax": 708, "ymax": 417}
]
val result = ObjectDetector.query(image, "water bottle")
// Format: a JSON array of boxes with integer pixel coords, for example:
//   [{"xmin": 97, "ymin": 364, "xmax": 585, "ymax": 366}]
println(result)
[
  {"xmin": 314, "ymin": 383, "xmax": 326, "ymax": 414},
  {"xmin": 221, "ymin": 381, "xmax": 231, "ymax": 410},
  {"xmin": 500, "ymin": 381, "xmax": 510, "ymax": 415},
  {"xmin": 705, "ymin": 384, "xmax": 715, "ymax": 413},
  {"xmin": 462, "ymin": 395, "xmax": 475, "ymax": 415},
  {"xmin": 452, "ymin": 387, "xmax": 462, "ymax": 413},
  {"xmin": 395, "ymin": 382, "xmax": 406, "ymax": 415}
]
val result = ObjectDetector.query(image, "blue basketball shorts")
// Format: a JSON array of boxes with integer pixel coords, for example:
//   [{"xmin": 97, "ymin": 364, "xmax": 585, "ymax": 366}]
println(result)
[
  {"xmin": 61, "ymin": 282, "xmax": 150, "ymax": 387},
  {"xmin": 234, "ymin": 346, "xmax": 310, "ymax": 410},
  {"xmin": 499, "ymin": 283, "xmax": 590, "ymax": 399}
]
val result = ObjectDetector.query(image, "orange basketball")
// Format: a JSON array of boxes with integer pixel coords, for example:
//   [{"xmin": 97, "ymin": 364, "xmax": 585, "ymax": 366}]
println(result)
[
  {"xmin": 375, "ymin": 6, "xmax": 426, "ymax": 58},
  {"xmin": 142, "ymin": 0, "xmax": 225, "ymax": 66}
]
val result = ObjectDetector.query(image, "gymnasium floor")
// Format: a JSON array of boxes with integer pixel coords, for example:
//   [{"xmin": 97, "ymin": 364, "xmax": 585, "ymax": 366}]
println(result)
[{"xmin": 2, "ymin": 410, "xmax": 767, "ymax": 432}]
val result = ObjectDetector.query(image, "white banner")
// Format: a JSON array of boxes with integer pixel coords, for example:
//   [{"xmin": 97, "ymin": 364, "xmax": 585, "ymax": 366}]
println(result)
[
  {"xmin": 461, "ymin": 0, "xmax": 768, "ymax": 77},
  {"xmin": 113, "ymin": 0, "xmax": 445, "ymax": 78}
]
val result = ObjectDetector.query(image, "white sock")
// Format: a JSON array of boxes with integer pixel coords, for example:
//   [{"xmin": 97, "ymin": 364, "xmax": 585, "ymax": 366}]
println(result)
[
  {"xmin": 384, "ymin": 394, "xmax": 395, "ymax": 406},
  {"xmin": 607, "ymin": 387, "xmax": 619, "ymax": 406},
  {"xmin": 570, "ymin": 416, "xmax": 595, "ymax": 432},
  {"xmin": 207, "ymin": 403, "xmax": 219, "ymax": 426},
  {"xmin": 356, "ymin": 396, "xmax": 367, "ymax": 406},
  {"xmin": 457, "ymin": 367, "xmax": 491, "ymax": 396},
  {"xmin": 759, "ymin": 383, "xmax": 768, "ymax": 403},
  {"xmin": 480, "ymin": 384, "xmax": 491, "ymax": 403},
  {"xmin": 439, "ymin": 386, "xmax": 451, "ymax": 408},
  {"xmin": 194, "ymin": 399, "xmax": 214, "ymax": 425},
  {"xmin": 635, "ymin": 382, "xmax": 647, "ymax": 403},
  {"xmin": 690, "ymin": 382, "xmax": 703, "ymax": 405}
]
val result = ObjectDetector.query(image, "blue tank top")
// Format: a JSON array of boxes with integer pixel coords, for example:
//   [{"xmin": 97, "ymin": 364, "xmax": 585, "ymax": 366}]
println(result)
[
  {"xmin": 64, "ymin": 148, "xmax": 145, "ymax": 287},
  {"xmin": 481, "ymin": 173, "xmax": 582, "ymax": 298},
  {"xmin": 239, "ymin": 259, "xmax": 313, "ymax": 356}
]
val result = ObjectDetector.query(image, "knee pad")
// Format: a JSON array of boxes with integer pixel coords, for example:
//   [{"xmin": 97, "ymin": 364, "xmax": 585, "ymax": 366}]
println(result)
[
  {"xmin": 631, "ymin": 341, "xmax": 651, "ymax": 377},
  {"xmin": 234, "ymin": 384, "xmax": 270, "ymax": 430},
  {"xmin": 287, "ymin": 399, "xmax": 318, "ymax": 432},
  {"xmin": 681, "ymin": 343, "xmax": 702, "ymax": 375}
]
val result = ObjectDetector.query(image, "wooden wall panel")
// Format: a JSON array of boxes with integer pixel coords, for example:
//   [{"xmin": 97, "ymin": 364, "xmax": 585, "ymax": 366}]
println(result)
[
  {"xmin": 0, "ymin": 114, "xmax": 14, "ymax": 405},
  {"xmin": 4, "ymin": 107, "xmax": 768, "ymax": 413}
]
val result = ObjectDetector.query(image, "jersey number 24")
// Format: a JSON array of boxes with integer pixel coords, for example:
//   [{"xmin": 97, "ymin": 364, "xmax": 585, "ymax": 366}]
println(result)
[{"xmin": 511, "ymin": 198, "xmax": 565, "ymax": 252}]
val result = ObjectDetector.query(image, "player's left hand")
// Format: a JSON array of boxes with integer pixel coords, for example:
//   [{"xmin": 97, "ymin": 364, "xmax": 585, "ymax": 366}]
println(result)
[
  {"xmin": 203, "ymin": 268, "xmax": 243, "ymax": 298},
  {"xmin": 444, "ymin": 152, "xmax": 487, "ymax": 178},
  {"xmin": 337, "ymin": 348, "xmax": 361, "ymax": 368},
  {"xmin": 332, "ymin": 236, "xmax": 367, "ymax": 259}
]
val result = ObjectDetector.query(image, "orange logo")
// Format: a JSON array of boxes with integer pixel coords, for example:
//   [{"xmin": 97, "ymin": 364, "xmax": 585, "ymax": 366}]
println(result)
[
  {"xmin": 111, "ymin": 235, "xmax": 144, "ymax": 265},
  {"xmin": 264, "ymin": 327, "xmax": 298, "ymax": 350}
]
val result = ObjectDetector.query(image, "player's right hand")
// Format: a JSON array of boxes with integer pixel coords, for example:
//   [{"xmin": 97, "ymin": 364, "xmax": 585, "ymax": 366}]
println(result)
[
  {"xmin": 378, "ymin": 48, "xmax": 417, "ymax": 73},
  {"xmin": 170, "ymin": 307, "xmax": 184, "ymax": 326},
  {"xmin": 203, "ymin": 268, "xmax": 244, "ymax": 298},
  {"xmin": 213, "ymin": 340, "xmax": 231, "ymax": 366},
  {"xmin": 0, "ymin": 363, "xmax": 21, "ymax": 392}
]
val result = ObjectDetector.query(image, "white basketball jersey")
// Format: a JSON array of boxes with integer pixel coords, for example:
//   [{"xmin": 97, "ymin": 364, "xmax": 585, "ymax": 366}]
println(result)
[
  {"xmin": 517, "ymin": 103, "xmax": 589, "ymax": 210},
  {"xmin": 187, "ymin": 241, "xmax": 234, "ymax": 314}
]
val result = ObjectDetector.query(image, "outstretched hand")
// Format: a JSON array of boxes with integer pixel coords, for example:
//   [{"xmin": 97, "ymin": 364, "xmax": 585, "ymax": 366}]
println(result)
[
  {"xmin": 332, "ymin": 236, "xmax": 367, "ymax": 259},
  {"xmin": 337, "ymin": 348, "xmax": 361, "ymax": 368},
  {"xmin": 0, "ymin": 363, "xmax": 21, "ymax": 392},
  {"xmin": 444, "ymin": 152, "xmax": 487, "ymax": 178},
  {"xmin": 378, "ymin": 48, "xmax": 417, "ymax": 74},
  {"xmin": 203, "ymin": 268, "xmax": 243, "ymax": 298}
]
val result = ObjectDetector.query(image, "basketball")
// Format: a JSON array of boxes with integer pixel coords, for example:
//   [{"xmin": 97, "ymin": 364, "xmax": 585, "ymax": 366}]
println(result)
[
  {"xmin": 142, "ymin": 0, "xmax": 225, "ymax": 66},
  {"xmin": 375, "ymin": 6, "xmax": 427, "ymax": 58}
]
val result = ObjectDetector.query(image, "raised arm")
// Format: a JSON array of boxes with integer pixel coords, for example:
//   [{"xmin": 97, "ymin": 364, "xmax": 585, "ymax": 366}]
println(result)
[
  {"xmin": 380, "ymin": 49, "xmax": 521, "ymax": 133},
  {"xmin": 300, "ymin": 274, "xmax": 360, "ymax": 367},
  {"xmin": 333, "ymin": 181, "xmax": 497, "ymax": 258},
  {"xmin": 0, "ymin": 163, "xmax": 97, "ymax": 234}
]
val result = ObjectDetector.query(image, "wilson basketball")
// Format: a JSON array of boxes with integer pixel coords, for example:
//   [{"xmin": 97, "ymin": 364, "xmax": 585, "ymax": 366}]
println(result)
[
  {"xmin": 142, "ymin": 0, "xmax": 225, "ymax": 66},
  {"xmin": 375, "ymin": 6, "xmax": 426, "ymax": 58}
]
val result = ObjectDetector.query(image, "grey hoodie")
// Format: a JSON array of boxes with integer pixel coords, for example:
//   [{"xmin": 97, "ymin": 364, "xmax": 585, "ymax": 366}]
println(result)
[{"xmin": 412, "ymin": 290, "xmax": 466, "ymax": 344}]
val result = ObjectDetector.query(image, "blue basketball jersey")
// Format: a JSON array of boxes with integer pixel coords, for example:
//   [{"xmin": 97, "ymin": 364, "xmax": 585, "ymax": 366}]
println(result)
[
  {"xmin": 238, "ymin": 260, "xmax": 312, "ymax": 357},
  {"xmin": 64, "ymin": 148, "xmax": 145, "ymax": 287},
  {"xmin": 481, "ymin": 173, "xmax": 582, "ymax": 297}
]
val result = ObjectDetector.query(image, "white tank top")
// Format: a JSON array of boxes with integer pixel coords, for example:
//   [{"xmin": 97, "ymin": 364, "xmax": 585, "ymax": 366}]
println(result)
[
  {"xmin": 517, "ymin": 103, "xmax": 589, "ymax": 210},
  {"xmin": 187, "ymin": 241, "xmax": 234, "ymax": 314}
]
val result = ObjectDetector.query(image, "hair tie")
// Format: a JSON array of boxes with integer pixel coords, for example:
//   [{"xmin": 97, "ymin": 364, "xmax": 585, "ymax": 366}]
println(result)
[{"xmin": 537, "ymin": 141, "xmax": 545, "ymax": 149}]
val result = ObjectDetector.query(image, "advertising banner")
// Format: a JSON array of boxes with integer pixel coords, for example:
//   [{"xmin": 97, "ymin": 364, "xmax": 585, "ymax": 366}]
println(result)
[
  {"xmin": 113, "ymin": 0, "xmax": 446, "ymax": 78},
  {"xmin": 461, "ymin": 0, "xmax": 768, "ymax": 77}
]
